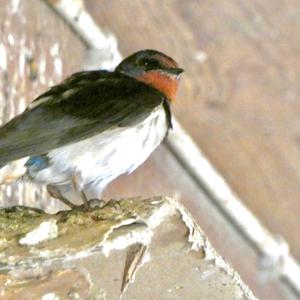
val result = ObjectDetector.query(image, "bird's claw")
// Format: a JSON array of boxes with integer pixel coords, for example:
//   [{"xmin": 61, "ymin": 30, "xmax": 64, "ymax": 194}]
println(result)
[{"xmin": 81, "ymin": 198, "xmax": 107, "ymax": 211}]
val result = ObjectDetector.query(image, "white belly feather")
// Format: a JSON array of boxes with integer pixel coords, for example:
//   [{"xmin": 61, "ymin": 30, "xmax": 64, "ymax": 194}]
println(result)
[{"xmin": 34, "ymin": 104, "xmax": 168, "ymax": 195}]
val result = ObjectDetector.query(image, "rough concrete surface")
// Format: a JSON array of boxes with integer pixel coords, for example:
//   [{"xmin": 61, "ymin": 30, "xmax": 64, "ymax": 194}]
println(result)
[{"xmin": 0, "ymin": 197, "xmax": 256, "ymax": 299}]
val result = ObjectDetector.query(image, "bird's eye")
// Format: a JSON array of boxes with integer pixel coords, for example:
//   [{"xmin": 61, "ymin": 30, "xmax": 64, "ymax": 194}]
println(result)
[
  {"xmin": 137, "ymin": 58, "xmax": 149, "ymax": 66},
  {"xmin": 137, "ymin": 58, "xmax": 160, "ymax": 69}
]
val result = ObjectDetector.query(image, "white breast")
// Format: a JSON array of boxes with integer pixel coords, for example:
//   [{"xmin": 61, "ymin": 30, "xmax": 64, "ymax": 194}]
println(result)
[{"xmin": 35, "ymin": 104, "xmax": 168, "ymax": 196}]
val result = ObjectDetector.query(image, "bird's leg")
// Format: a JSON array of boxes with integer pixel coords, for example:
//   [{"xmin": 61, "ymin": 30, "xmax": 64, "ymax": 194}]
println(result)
[
  {"xmin": 71, "ymin": 173, "xmax": 107, "ymax": 209},
  {"xmin": 71, "ymin": 172, "xmax": 90, "ymax": 207},
  {"xmin": 80, "ymin": 190, "xmax": 89, "ymax": 205},
  {"xmin": 47, "ymin": 184, "xmax": 76, "ymax": 209}
]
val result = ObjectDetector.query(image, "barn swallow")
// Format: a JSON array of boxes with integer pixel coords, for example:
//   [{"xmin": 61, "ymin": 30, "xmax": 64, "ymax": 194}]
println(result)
[{"xmin": 0, "ymin": 49, "xmax": 183, "ymax": 208}]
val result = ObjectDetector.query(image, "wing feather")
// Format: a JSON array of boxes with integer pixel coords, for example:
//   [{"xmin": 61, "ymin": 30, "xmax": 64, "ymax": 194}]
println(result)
[{"xmin": 0, "ymin": 71, "xmax": 165, "ymax": 165}]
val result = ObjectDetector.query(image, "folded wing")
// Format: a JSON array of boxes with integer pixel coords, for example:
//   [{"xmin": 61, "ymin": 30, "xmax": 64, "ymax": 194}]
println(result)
[{"xmin": 0, "ymin": 71, "xmax": 164, "ymax": 165}]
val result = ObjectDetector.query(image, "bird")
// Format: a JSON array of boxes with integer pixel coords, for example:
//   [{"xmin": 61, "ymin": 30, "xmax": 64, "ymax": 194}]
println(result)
[{"xmin": 0, "ymin": 49, "xmax": 184, "ymax": 208}]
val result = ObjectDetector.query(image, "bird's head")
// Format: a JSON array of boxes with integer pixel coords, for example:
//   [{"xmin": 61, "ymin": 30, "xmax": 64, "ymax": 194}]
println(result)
[{"xmin": 115, "ymin": 49, "xmax": 184, "ymax": 101}]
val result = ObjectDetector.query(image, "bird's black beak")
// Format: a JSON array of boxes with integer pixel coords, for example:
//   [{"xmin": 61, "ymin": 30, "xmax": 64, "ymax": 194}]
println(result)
[
  {"xmin": 165, "ymin": 67, "xmax": 184, "ymax": 79},
  {"xmin": 169, "ymin": 67, "xmax": 184, "ymax": 75}
]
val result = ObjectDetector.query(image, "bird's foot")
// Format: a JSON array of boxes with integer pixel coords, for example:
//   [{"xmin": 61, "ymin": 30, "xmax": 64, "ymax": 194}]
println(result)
[
  {"xmin": 88, "ymin": 198, "xmax": 122, "ymax": 210},
  {"xmin": 47, "ymin": 184, "xmax": 107, "ymax": 211},
  {"xmin": 81, "ymin": 198, "xmax": 107, "ymax": 211}
]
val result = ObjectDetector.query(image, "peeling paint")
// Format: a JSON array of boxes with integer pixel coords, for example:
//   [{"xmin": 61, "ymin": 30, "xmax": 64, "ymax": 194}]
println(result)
[
  {"xmin": 50, "ymin": 43, "xmax": 60, "ymax": 57},
  {"xmin": 42, "ymin": 293, "xmax": 60, "ymax": 300},
  {"xmin": 101, "ymin": 224, "xmax": 152, "ymax": 256},
  {"xmin": 9, "ymin": 0, "xmax": 21, "ymax": 14},
  {"xmin": 18, "ymin": 51, "xmax": 25, "ymax": 76},
  {"xmin": 19, "ymin": 220, "xmax": 58, "ymax": 246},
  {"xmin": 0, "ymin": 44, "xmax": 7, "ymax": 71},
  {"xmin": 54, "ymin": 57, "xmax": 63, "ymax": 77},
  {"xmin": 167, "ymin": 197, "xmax": 205, "ymax": 252},
  {"xmin": 7, "ymin": 34, "xmax": 15, "ymax": 45},
  {"xmin": 38, "ymin": 56, "xmax": 47, "ymax": 85}
]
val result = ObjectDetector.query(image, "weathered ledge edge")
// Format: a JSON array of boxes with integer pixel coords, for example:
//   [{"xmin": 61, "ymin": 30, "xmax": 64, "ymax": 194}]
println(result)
[{"xmin": 0, "ymin": 197, "xmax": 257, "ymax": 299}]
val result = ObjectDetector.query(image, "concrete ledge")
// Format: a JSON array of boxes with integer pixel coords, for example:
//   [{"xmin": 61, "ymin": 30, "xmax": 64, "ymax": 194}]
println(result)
[{"xmin": 0, "ymin": 197, "xmax": 256, "ymax": 299}]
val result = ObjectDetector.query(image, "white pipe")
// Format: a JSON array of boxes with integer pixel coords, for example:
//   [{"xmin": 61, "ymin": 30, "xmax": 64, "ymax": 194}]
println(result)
[
  {"xmin": 45, "ymin": 0, "xmax": 300, "ymax": 296},
  {"xmin": 46, "ymin": 0, "xmax": 122, "ymax": 70},
  {"xmin": 167, "ymin": 120, "xmax": 300, "ymax": 294}
]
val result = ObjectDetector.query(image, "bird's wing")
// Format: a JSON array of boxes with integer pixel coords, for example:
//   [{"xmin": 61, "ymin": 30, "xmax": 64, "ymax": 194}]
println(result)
[{"xmin": 0, "ymin": 71, "xmax": 165, "ymax": 165}]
